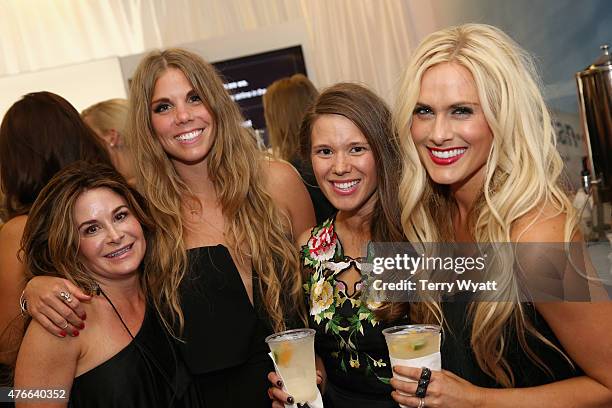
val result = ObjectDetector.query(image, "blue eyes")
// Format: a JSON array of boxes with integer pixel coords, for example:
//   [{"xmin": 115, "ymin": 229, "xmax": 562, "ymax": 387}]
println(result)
[
  {"xmin": 414, "ymin": 106, "xmax": 433, "ymax": 116},
  {"xmin": 413, "ymin": 105, "xmax": 474, "ymax": 117},
  {"xmin": 452, "ymin": 106, "xmax": 473, "ymax": 115}
]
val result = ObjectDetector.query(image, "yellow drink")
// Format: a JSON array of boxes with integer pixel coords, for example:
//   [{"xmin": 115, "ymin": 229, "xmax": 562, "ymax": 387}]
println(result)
[
  {"xmin": 266, "ymin": 328, "xmax": 317, "ymax": 403},
  {"xmin": 384, "ymin": 326, "xmax": 440, "ymax": 359}
]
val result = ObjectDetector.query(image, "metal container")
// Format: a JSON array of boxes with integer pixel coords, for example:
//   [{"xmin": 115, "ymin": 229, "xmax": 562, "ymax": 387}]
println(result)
[
  {"xmin": 576, "ymin": 44, "xmax": 612, "ymax": 195},
  {"xmin": 576, "ymin": 45, "xmax": 612, "ymax": 239}
]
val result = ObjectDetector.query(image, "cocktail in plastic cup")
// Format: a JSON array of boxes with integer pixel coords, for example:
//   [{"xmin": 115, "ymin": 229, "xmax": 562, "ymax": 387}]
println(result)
[
  {"xmin": 266, "ymin": 328, "xmax": 317, "ymax": 403},
  {"xmin": 383, "ymin": 324, "xmax": 442, "ymax": 407}
]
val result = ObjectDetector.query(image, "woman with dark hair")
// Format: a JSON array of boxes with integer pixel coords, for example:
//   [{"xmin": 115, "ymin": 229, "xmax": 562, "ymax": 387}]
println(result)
[
  {"xmin": 15, "ymin": 162, "xmax": 199, "ymax": 407},
  {"xmin": 0, "ymin": 92, "xmax": 111, "ymax": 379},
  {"xmin": 268, "ymin": 83, "xmax": 408, "ymax": 408},
  {"xmin": 264, "ymin": 74, "xmax": 335, "ymax": 224}
]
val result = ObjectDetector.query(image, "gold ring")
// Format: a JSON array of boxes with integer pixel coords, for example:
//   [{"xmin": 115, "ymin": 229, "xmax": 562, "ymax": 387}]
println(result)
[
  {"xmin": 418, "ymin": 398, "xmax": 425, "ymax": 408},
  {"xmin": 60, "ymin": 321, "xmax": 68, "ymax": 329}
]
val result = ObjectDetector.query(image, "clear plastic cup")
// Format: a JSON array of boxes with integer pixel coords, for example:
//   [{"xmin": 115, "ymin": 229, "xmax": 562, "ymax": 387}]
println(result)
[
  {"xmin": 383, "ymin": 324, "xmax": 442, "ymax": 407},
  {"xmin": 266, "ymin": 328, "xmax": 317, "ymax": 403}
]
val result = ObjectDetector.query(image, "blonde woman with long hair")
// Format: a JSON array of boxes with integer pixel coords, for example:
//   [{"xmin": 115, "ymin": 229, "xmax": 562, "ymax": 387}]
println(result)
[
  {"xmin": 81, "ymin": 98, "xmax": 137, "ymax": 185},
  {"xmin": 390, "ymin": 24, "xmax": 612, "ymax": 407},
  {"xmin": 22, "ymin": 48, "xmax": 315, "ymax": 407}
]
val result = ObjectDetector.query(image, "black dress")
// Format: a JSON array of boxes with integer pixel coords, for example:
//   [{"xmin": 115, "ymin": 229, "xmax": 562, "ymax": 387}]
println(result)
[
  {"xmin": 441, "ymin": 295, "xmax": 583, "ymax": 387},
  {"xmin": 69, "ymin": 305, "xmax": 199, "ymax": 407},
  {"xmin": 179, "ymin": 245, "xmax": 274, "ymax": 408},
  {"xmin": 291, "ymin": 158, "xmax": 336, "ymax": 224}
]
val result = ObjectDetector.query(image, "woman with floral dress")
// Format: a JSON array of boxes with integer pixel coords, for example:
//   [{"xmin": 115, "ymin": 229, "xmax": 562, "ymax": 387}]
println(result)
[{"xmin": 268, "ymin": 83, "xmax": 407, "ymax": 408}]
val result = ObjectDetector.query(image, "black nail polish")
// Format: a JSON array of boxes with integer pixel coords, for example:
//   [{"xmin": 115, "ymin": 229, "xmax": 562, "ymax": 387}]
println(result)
[
  {"xmin": 276, "ymin": 380, "xmax": 283, "ymax": 387},
  {"xmin": 287, "ymin": 396, "xmax": 294, "ymax": 404}
]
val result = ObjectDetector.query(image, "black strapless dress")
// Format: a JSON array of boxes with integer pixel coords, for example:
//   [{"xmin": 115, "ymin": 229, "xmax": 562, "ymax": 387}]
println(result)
[
  {"xmin": 441, "ymin": 295, "xmax": 583, "ymax": 387},
  {"xmin": 69, "ymin": 305, "xmax": 200, "ymax": 407},
  {"xmin": 180, "ymin": 245, "xmax": 274, "ymax": 407}
]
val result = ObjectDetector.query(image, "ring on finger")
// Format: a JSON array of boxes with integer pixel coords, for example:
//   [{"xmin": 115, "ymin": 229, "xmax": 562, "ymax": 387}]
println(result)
[
  {"xmin": 58, "ymin": 291, "xmax": 73, "ymax": 304},
  {"xmin": 415, "ymin": 367, "xmax": 431, "ymax": 398},
  {"xmin": 60, "ymin": 321, "xmax": 69, "ymax": 329},
  {"xmin": 418, "ymin": 397, "xmax": 425, "ymax": 408}
]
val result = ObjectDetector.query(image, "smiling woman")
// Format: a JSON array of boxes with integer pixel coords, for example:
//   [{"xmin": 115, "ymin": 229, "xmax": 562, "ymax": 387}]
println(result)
[
  {"xmin": 391, "ymin": 23, "xmax": 612, "ymax": 408},
  {"xmin": 22, "ymin": 48, "xmax": 316, "ymax": 408},
  {"xmin": 268, "ymin": 83, "xmax": 408, "ymax": 408},
  {"xmin": 411, "ymin": 62, "xmax": 494, "ymax": 196},
  {"xmin": 14, "ymin": 162, "xmax": 200, "ymax": 408}
]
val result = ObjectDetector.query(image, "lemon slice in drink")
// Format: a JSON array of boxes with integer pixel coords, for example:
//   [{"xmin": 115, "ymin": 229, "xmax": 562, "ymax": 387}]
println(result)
[
  {"xmin": 407, "ymin": 338, "xmax": 427, "ymax": 351},
  {"xmin": 273, "ymin": 343, "xmax": 294, "ymax": 367}
]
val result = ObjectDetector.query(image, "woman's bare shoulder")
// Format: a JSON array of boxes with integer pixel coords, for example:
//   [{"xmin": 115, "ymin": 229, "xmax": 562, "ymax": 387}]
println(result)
[{"xmin": 511, "ymin": 204, "xmax": 574, "ymax": 243}]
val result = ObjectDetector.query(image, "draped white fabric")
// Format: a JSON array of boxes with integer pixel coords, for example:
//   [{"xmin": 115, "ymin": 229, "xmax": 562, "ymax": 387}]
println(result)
[{"xmin": 0, "ymin": 0, "xmax": 423, "ymax": 102}]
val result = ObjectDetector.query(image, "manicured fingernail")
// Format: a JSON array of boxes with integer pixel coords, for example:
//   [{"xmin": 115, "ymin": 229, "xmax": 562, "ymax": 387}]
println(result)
[
  {"xmin": 72, "ymin": 330, "xmax": 79, "ymax": 337},
  {"xmin": 79, "ymin": 322, "xmax": 85, "ymax": 330},
  {"xmin": 59, "ymin": 331, "xmax": 66, "ymax": 337},
  {"xmin": 81, "ymin": 313, "xmax": 87, "ymax": 320},
  {"xmin": 276, "ymin": 380, "xmax": 283, "ymax": 387},
  {"xmin": 287, "ymin": 396, "xmax": 294, "ymax": 404}
]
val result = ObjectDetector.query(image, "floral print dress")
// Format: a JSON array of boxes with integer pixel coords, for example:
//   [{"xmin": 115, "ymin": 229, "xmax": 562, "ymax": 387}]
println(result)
[{"xmin": 303, "ymin": 217, "xmax": 407, "ymax": 401}]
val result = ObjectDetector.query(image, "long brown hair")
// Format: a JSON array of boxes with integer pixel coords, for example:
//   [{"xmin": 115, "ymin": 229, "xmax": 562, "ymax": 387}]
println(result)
[
  {"xmin": 127, "ymin": 48, "xmax": 305, "ymax": 331},
  {"xmin": 21, "ymin": 162, "xmax": 179, "ymax": 336},
  {"xmin": 0, "ymin": 92, "xmax": 111, "ymax": 219},
  {"xmin": 263, "ymin": 74, "xmax": 318, "ymax": 161},
  {"xmin": 299, "ymin": 82, "xmax": 404, "ymax": 243}
]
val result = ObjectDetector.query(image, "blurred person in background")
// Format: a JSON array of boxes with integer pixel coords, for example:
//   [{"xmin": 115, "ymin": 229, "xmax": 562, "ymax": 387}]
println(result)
[
  {"xmin": 264, "ymin": 74, "xmax": 335, "ymax": 223},
  {"xmin": 82, "ymin": 98, "xmax": 137, "ymax": 185},
  {"xmin": 0, "ymin": 91, "xmax": 111, "ymax": 388}
]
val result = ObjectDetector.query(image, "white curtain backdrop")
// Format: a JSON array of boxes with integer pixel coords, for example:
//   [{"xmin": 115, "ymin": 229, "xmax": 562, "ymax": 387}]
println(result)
[{"xmin": 0, "ymin": 0, "xmax": 436, "ymax": 102}]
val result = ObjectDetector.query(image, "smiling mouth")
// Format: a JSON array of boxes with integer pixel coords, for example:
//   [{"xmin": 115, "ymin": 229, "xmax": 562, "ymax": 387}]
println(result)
[
  {"xmin": 427, "ymin": 147, "xmax": 467, "ymax": 165},
  {"xmin": 105, "ymin": 244, "xmax": 133, "ymax": 258},
  {"xmin": 331, "ymin": 180, "xmax": 360, "ymax": 193},
  {"xmin": 175, "ymin": 129, "xmax": 202, "ymax": 142}
]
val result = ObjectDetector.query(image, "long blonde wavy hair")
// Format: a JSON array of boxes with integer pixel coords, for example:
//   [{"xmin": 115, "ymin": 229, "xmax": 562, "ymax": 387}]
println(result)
[
  {"xmin": 395, "ymin": 24, "xmax": 579, "ymax": 386},
  {"xmin": 126, "ymin": 48, "xmax": 304, "ymax": 333}
]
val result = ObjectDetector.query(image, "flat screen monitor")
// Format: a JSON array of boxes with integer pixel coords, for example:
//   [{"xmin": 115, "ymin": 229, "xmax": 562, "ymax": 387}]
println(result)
[{"xmin": 212, "ymin": 45, "xmax": 308, "ymax": 133}]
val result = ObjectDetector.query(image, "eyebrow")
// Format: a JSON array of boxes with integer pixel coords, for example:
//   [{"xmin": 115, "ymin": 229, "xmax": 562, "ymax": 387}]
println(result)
[
  {"xmin": 312, "ymin": 141, "xmax": 369, "ymax": 149},
  {"xmin": 77, "ymin": 205, "xmax": 128, "ymax": 229},
  {"xmin": 415, "ymin": 101, "xmax": 480, "ymax": 107}
]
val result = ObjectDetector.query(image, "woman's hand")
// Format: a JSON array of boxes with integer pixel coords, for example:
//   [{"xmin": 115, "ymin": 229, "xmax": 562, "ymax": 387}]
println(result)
[
  {"xmin": 390, "ymin": 366, "xmax": 485, "ymax": 408},
  {"xmin": 24, "ymin": 276, "xmax": 91, "ymax": 337},
  {"xmin": 267, "ymin": 370, "xmax": 324, "ymax": 408}
]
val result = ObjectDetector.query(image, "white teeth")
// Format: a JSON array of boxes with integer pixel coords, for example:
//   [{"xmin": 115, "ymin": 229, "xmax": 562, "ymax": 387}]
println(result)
[
  {"xmin": 106, "ymin": 245, "xmax": 131, "ymax": 258},
  {"xmin": 334, "ymin": 180, "xmax": 359, "ymax": 190},
  {"xmin": 430, "ymin": 148, "xmax": 466, "ymax": 159},
  {"xmin": 175, "ymin": 129, "xmax": 202, "ymax": 141}
]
